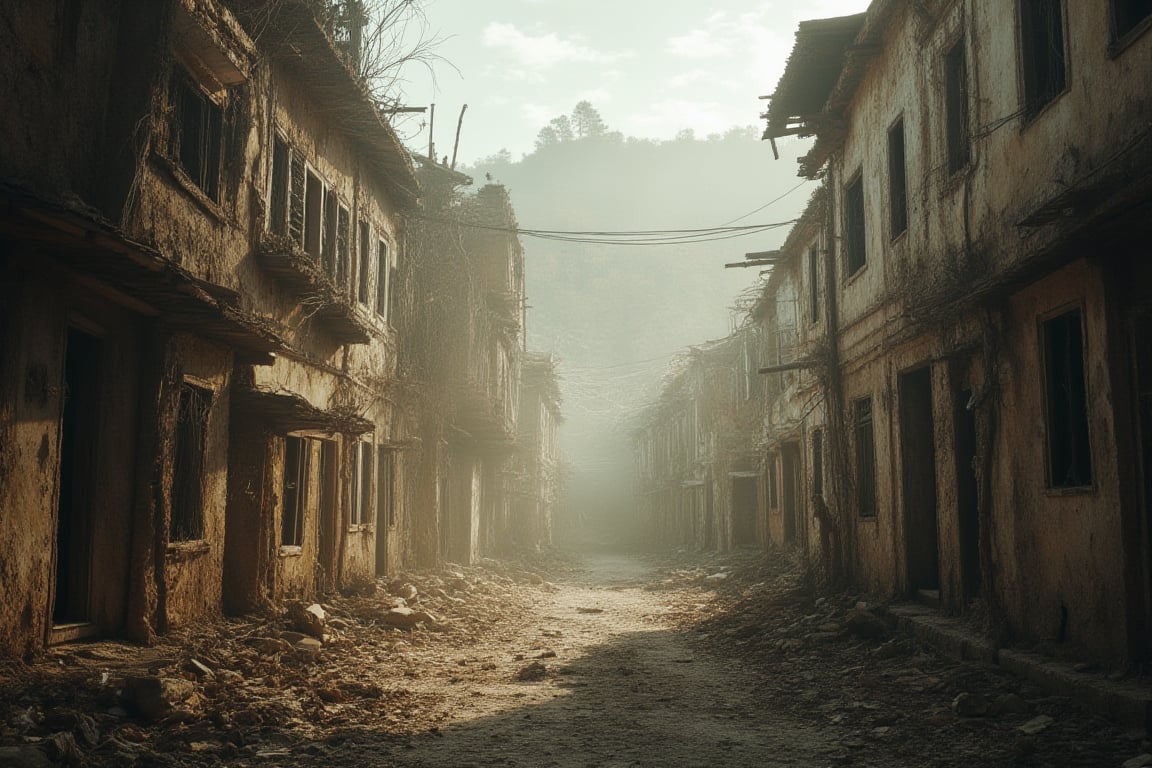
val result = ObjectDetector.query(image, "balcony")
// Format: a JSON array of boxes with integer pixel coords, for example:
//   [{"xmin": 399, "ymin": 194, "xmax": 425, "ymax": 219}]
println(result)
[{"xmin": 257, "ymin": 233, "xmax": 373, "ymax": 344}]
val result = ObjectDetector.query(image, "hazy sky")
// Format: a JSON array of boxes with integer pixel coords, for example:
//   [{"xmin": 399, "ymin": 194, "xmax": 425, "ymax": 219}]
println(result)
[{"xmin": 399, "ymin": 0, "xmax": 871, "ymax": 163}]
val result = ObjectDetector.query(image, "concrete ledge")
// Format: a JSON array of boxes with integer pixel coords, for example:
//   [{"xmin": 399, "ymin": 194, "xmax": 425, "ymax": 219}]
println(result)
[
  {"xmin": 998, "ymin": 649, "xmax": 1152, "ymax": 731},
  {"xmin": 887, "ymin": 604, "xmax": 1152, "ymax": 732},
  {"xmin": 886, "ymin": 604, "xmax": 998, "ymax": 665}
]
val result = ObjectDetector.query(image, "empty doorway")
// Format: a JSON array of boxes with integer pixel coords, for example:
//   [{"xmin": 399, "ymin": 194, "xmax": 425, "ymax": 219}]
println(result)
[
  {"xmin": 53, "ymin": 327, "xmax": 102, "ymax": 632},
  {"xmin": 955, "ymin": 387, "xmax": 981, "ymax": 600},
  {"xmin": 731, "ymin": 475, "xmax": 758, "ymax": 546},
  {"xmin": 900, "ymin": 367, "xmax": 940, "ymax": 594},
  {"xmin": 781, "ymin": 443, "xmax": 801, "ymax": 546}
]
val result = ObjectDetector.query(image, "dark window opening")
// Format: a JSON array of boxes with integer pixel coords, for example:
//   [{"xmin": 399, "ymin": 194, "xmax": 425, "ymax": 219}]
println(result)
[
  {"xmin": 888, "ymin": 118, "xmax": 908, "ymax": 239},
  {"xmin": 269, "ymin": 137, "xmax": 289, "ymax": 236},
  {"xmin": 375, "ymin": 240, "xmax": 389, "ymax": 318},
  {"xmin": 350, "ymin": 440, "xmax": 373, "ymax": 525},
  {"xmin": 945, "ymin": 38, "xmax": 970, "ymax": 173},
  {"xmin": 168, "ymin": 69, "xmax": 223, "ymax": 201},
  {"xmin": 304, "ymin": 171, "xmax": 323, "ymax": 260},
  {"xmin": 1020, "ymin": 0, "xmax": 1067, "ymax": 116},
  {"xmin": 808, "ymin": 246, "xmax": 820, "ymax": 324},
  {"xmin": 376, "ymin": 449, "xmax": 395, "ymax": 528},
  {"xmin": 281, "ymin": 437, "xmax": 310, "ymax": 547},
  {"xmin": 358, "ymin": 221, "xmax": 372, "ymax": 304},
  {"xmin": 171, "ymin": 383, "xmax": 211, "ymax": 541},
  {"xmin": 1043, "ymin": 309, "xmax": 1093, "ymax": 488},
  {"xmin": 322, "ymin": 190, "xmax": 337, "ymax": 277},
  {"xmin": 845, "ymin": 174, "xmax": 867, "ymax": 276},
  {"xmin": 855, "ymin": 397, "xmax": 877, "ymax": 518},
  {"xmin": 1114, "ymin": 0, "xmax": 1152, "ymax": 39},
  {"xmin": 812, "ymin": 429, "xmax": 824, "ymax": 498}
]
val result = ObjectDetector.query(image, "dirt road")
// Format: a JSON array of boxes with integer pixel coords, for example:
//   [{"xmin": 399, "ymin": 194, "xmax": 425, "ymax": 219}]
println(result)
[
  {"xmin": 1, "ymin": 549, "xmax": 1145, "ymax": 767},
  {"xmin": 342, "ymin": 552, "xmax": 838, "ymax": 768}
]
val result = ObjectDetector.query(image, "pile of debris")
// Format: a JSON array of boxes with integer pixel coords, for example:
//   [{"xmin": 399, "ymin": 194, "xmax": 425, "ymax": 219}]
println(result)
[{"xmin": 0, "ymin": 557, "xmax": 562, "ymax": 766}]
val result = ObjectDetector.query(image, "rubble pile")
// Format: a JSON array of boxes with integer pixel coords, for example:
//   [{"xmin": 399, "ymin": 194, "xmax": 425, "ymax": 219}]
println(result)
[
  {"xmin": 0, "ymin": 557, "xmax": 563, "ymax": 766},
  {"xmin": 656, "ymin": 549, "xmax": 1144, "ymax": 767}
]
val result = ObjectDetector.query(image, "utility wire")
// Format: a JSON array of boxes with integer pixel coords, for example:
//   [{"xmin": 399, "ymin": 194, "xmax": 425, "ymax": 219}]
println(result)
[
  {"xmin": 410, "ymin": 215, "xmax": 799, "ymax": 246},
  {"xmin": 719, "ymin": 180, "xmax": 810, "ymax": 226}
]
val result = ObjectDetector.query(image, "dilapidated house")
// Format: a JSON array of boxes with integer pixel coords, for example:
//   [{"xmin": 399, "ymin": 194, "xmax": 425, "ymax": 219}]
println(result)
[
  {"xmin": 0, "ymin": 0, "xmax": 417, "ymax": 656},
  {"xmin": 399, "ymin": 162, "xmax": 528, "ymax": 567},
  {"xmin": 510, "ymin": 354, "xmax": 564, "ymax": 550},
  {"xmin": 763, "ymin": 0, "xmax": 1152, "ymax": 663}
]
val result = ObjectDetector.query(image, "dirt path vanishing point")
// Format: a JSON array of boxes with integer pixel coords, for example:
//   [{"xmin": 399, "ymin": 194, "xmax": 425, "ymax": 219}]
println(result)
[{"xmin": 329, "ymin": 553, "xmax": 846, "ymax": 768}]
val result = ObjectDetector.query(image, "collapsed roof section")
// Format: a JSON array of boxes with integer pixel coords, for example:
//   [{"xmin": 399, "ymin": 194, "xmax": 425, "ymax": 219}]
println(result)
[{"xmin": 763, "ymin": 3, "xmax": 902, "ymax": 179}]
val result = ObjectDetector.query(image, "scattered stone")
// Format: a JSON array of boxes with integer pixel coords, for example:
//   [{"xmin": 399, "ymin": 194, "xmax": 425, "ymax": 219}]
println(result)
[
  {"xmin": 537, "ymin": 650, "xmax": 557, "ymax": 659},
  {"xmin": 817, "ymin": 622, "xmax": 840, "ymax": 633},
  {"xmin": 122, "ymin": 676, "xmax": 197, "ymax": 723},
  {"xmin": 280, "ymin": 630, "xmax": 308, "ymax": 644},
  {"xmin": 952, "ymin": 692, "xmax": 989, "ymax": 718},
  {"xmin": 186, "ymin": 658, "xmax": 214, "ymax": 678},
  {"xmin": 1122, "ymin": 754, "xmax": 1152, "ymax": 768},
  {"xmin": 516, "ymin": 662, "xmax": 548, "ymax": 681},
  {"xmin": 382, "ymin": 606, "xmax": 441, "ymax": 630},
  {"xmin": 1018, "ymin": 714, "xmax": 1055, "ymax": 735},
  {"xmin": 576, "ymin": 607, "xmax": 604, "ymax": 614},
  {"xmin": 293, "ymin": 637, "xmax": 323, "ymax": 658},
  {"xmin": 44, "ymin": 732, "xmax": 83, "ymax": 766},
  {"xmin": 289, "ymin": 602, "xmax": 327, "ymax": 638},
  {"xmin": 250, "ymin": 637, "xmax": 292, "ymax": 656},
  {"xmin": 843, "ymin": 609, "xmax": 887, "ymax": 640},
  {"xmin": 807, "ymin": 632, "xmax": 839, "ymax": 645},
  {"xmin": 390, "ymin": 583, "xmax": 419, "ymax": 602},
  {"xmin": 705, "ymin": 572, "xmax": 730, "ymax": 583}
]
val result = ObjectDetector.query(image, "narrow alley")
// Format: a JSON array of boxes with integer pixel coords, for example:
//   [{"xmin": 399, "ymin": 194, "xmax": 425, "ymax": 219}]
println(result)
[{"xmin": 1, "ymin": 548, "xmax": 1142, "ymax": 767}]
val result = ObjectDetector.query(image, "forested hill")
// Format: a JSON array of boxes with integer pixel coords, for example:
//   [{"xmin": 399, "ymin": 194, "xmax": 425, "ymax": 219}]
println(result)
[{"xmin": 461, "ymin": 106, "xmax": 815, "ymax": 472}]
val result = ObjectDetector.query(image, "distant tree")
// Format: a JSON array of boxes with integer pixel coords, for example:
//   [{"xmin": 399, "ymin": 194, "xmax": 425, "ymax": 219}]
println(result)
[
  {"xmin": 674, "ymin": 128, "xmax": 696, "ymax": 142},
  {"xmin": 535, "ymin": 125, "xmax": 560, "ymax": 151},
  {"xmin": 549, "ymin": 115, "xmax": 575, "ymax": 143},
  {"xmin": 571, "ymin": 101, "xmax": 607, "ymax": 139}
]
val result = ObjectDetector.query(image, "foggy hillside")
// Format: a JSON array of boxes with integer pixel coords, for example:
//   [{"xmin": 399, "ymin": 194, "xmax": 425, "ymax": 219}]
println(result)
[{"xmin": 462, "ymin": 108, "xmax": 815, "ymax": 479}]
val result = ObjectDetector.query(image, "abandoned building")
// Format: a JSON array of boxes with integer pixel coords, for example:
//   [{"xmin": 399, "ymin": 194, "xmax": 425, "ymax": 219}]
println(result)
[
  {"xmin": 0, "ymin": 0, "xmax": 557, "ymax": 658},
  {"xmin": 511, "ymin": 354, "xmax": 564, "ymax": 550},
  {"xmin": 635, "ymin": 0, "xmax": 1152, "ymax": 667}
]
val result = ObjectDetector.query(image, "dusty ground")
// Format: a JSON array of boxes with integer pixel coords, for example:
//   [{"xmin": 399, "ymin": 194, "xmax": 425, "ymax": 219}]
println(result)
[{"xmin": 0, "ymin": 549, "xmax": 1147, "ymax": 767}]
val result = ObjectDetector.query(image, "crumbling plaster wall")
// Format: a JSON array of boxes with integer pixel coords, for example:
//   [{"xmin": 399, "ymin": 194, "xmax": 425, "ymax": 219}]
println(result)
[
  {"xmin": 0, "ymin": 268, "xmax": 143, "ymax": 657},
  {"xmin": 992, "ymin": 259, "xmax": 1128, "ymax": 661}
]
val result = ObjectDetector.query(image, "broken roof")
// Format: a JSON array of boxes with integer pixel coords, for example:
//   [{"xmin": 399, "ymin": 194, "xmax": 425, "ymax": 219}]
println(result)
[
  {"xmin": 764, "ymin": 1, "xmax": 902, "ymax": 178},
  {"xmin": 763, "ymin": 13, "xmax": 866, "ymax": 145}
]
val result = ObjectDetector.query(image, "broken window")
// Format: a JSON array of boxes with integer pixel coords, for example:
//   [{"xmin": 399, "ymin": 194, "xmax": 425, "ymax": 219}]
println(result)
[
  {"xmin": 358, "ymin": 221, "xmax": 372, "ymax": 305},
  {"xmin": 1043, "ymin": 309, "xmax": 1093, "ymax": 488},
  {"xmin": 269, "ymin": 137, "xmax": 289, "ymax": 236},
  {"xmin": 855, "ymin": 397, "xmax": 877, "ymax": 518},
  {"xmin": 375, "ymin": 240, "xmax": 390, "ymax": 319},
  {"xmin": 812, "ymin": 429, "xmax": 824, "ymax": 499},
  {"xmin": 289, "ymin": 150, "xmax": 306, "ymax": 246},
  {"xmin": 376, "ymin": 449, "xmax": 395, "ymax": 528},
  {"xmin": 1020, "ymin": 0, "xmax": 1067, "ymax": 116},
  {"xmin": 1114, "ymin": 0, "xmax": 1152, "ymax": 38},
  {"xmin": 350, "ymin": 440, "xmax": 373, "ymax": 526},
  {"xmin": 844, "ymin": 173, "xmax": 867, "ymax": 276},
  {"xmin": 888, "ymin": 118, "xmax": 908, "ymax": 239},
  {"xmin": 322, "ymin": 190, "xmax": 337, "ymax": 277},
  {"xmin": 304, "ymin": 170, "xmax": 323, "ymax": 260},
  {"xmin": 336, "ymin": 204, "xmax": 351, "ymax": 290},
  {"xmin": 808, "ymin": 246, "xmax": 820, "ymax": 325},
  {"xmin": 945, "ymin": 38, "xmax": 970, "ymax": 173},
  {"xmin": 171, "ymin": 383, "xmax": 211, "ymax": 541},
  {"xmin": 281, "ymin": 436, "xmax": 310, "ymax": 548},
  {"xmin": 168, "ymin": 68, "xmax": 223, "ymax": 201}
]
